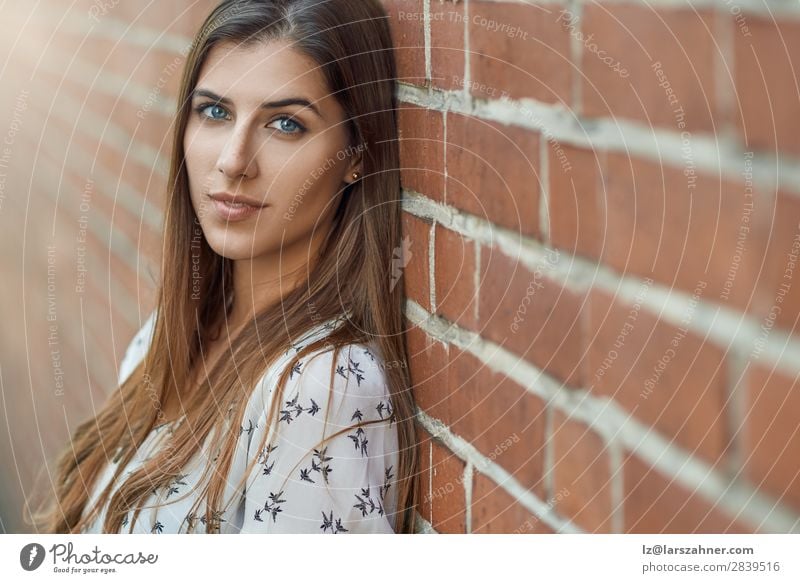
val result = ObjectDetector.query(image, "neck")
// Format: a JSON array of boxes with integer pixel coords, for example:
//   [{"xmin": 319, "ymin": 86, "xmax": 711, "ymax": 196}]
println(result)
[{"xmin": 227, "ymin": 230, "xmax": 327, "ymax": 330}]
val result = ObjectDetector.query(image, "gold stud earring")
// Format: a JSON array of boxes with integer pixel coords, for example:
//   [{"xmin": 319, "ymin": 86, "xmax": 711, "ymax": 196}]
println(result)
[{"xmin": 351, "ymin": 171, "xmax": 360, "ymax": 181}]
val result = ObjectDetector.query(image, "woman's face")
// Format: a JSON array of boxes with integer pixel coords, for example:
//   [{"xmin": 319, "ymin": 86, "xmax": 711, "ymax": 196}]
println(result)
[{"xmin": 183, "ymin": 39, "xmax": 361, "ymax": 262}]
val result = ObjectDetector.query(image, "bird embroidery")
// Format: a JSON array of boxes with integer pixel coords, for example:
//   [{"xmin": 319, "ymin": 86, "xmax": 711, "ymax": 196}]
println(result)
[
  {"xmin": 320, "ymin": 510, "xmax": 348, "ymax": 533},
  {"xmin": 200, "ymin": 509, "xmax": 226, "ymax": 532},
  {"xmin": 336, "ymin": 356, "xmax": 364, "ymax": 387},
  {"xmin": 290, "ymin": 360, "xmax": 303, "ymax": 379},
  {"xmin": 280, "ymin": 393, "xmax": 309, "ymax": 424},
  {"xmin": 347, "ymin": 427, "xmax": 369, "ymax": 457},
  {"xmin": 379, "ymin": 465, "xmax": 394, "ymax": 501},
  {"xmin": 312, "ymin": 447, "xmax": 333, "ymax": 484},
  {"xmin": 185, "ymin": 512, "xmax": 199, "ymax": 531},
  {"xmin": 347, "ymin": 357, "xmax": 365, "ymax": 386},
  {"xmin": 257, "ymin": 442, "xmax": 278, "ymax": 464},
  {"xmin": 165, "ymin": 473, "xmax": 188, "ymax": 499},
  {"xmin": 264, "ymin": 491, "xmax": 286, "ymax": 522},
  {"xmin": 353, "ymin": 485, "xmax": 384, "ymax": 518}
]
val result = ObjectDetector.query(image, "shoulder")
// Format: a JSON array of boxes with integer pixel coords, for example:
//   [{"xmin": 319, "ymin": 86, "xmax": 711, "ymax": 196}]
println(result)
[
  {"xmin": 286, "ymin": 341, "xmax": 390, "ymax": 407},
  {"xmin": 247, "ymin": 337, "xmax": 393, "ymax": 429},
  {"xmin": 117, "ymin": 309, "xmax": 157, "ymax": 386}
]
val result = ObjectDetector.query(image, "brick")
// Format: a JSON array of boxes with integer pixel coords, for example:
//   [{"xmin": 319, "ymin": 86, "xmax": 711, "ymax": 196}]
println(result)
[
  {"xmin": 478, "ymin": 246, "xmax": 587, "ymax": 386},
  {"xmin": 62, "ymin": 30, "xmax": 184, "ymax": 102},
  {"xmin": 415, "ymin": 422, "xmax": 434, "ymax": 524},
  {"xmin": 398, "ymin": 105, "xmax": 445, "ymax": 201},
  {"xmin": 469, "ymin": 1, "xmax": 571, "ymax": 104},
  {"xmin": 433, "ymin": 225, "xmax": 477, "ymax": 328},
  {"xmin": 602, "ymin": 152, "xmax": 767, "ymax": 312},
  {"xmin": 743, "ymin": 365, "xmax": 800, "ymax": 513},
  {"xmin": 623, "ymin": 453, "xmax": 753, "ymax": 533},
  {"xmin": 547, "ymin": 144, "xmax": 603, "ymax": 259},
  {"xmin": 383, "ymin": 0, "xmax": 427, "ymax": 85},
  {"xmin": 430, "ymin": 0, "xmax": 465, "ymax": 91},
  {"xmin": 445, "ymin": 348, "xmax": 547, "ymax": 496},
  {"xmin": 580, "ymin": 4, "xmax": 716, "ymax": 132},
  {"xmin": 751, "ymin": 191, "xmax": 800, "ymax": 332},
  {"xmin": 105, "ymin": 1, "xmax": 209, "ymax": 40},
  {"xmin": 734, "ymin": 17, "xmax": 800, "ymax": 156},
  {"xmin": 445, "ymin": 112, "xmax": 539, "ymax": 236},
  {"xmin": 552, "ymin": 411, "xmax": 614, "ymax": 533},
  {"xmin": 471, "ymin": 472, "xmax": 554, "ymax": 533},
  {"xmin": 587, "ymin": 289, "xmax": 732, "ymax": 464},
  {"xmin": 401, "ymin": 213, "xmax": 432, "ymax": 311},
  {"xmin": 429, "ymin": 439, "xmax": 466, "ymax": 533},
  {"xmin": 43, "ymin": 71, "xmax": 171, "ymax": 176},
  {"xmin": 405, "ymin": 322, "xmax": 449, "ymax": 421}
]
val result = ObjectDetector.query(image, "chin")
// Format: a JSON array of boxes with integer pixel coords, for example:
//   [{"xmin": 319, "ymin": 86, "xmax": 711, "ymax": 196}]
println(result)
[{"xmin": 203, "ymin": 232, "xmax": 263, "ymax": 261}]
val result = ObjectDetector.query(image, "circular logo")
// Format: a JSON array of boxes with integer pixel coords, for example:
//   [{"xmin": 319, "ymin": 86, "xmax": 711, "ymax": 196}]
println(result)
[{"xmin": 19, "ymin": 543, "xmax": 46, "ymax": 571}]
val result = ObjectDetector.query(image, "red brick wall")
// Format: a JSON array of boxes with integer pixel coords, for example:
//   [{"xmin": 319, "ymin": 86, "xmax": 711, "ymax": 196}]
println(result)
[
  {"xmin": 0, "ymin": 1, "xmax": 210, "ymax": 531},
  {"xmin": 0, "ymin": 0, "xmax": 798, "ymax": 534},
  {"xmin": 388, "ymin": 0, "xmax": 800, "ymax": 533}
]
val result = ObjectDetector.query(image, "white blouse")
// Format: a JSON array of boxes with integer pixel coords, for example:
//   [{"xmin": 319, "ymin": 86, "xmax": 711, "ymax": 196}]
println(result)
[{"xmin": 80, "ymin": 311, "xmax": 400, "ymax": 534}]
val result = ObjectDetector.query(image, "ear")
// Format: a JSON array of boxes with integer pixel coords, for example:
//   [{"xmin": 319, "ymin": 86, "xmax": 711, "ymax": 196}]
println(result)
[{"xmin": 342, "ymin": 153, "xmax": 363, "ymax": 185}]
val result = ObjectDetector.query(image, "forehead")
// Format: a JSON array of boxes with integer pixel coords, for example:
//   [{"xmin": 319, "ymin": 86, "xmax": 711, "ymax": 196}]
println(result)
[{"xmin": 195, "ymin": 39, "xmax": 332, "ymax": 107}]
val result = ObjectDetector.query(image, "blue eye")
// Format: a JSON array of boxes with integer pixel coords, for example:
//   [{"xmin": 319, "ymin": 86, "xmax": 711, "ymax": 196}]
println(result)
[
  {"xmin": 192, "ymin": 103, "xmax": 306, "ymax": 135},
  {"xmin": 196, "ymin": 103, "xmax": 229, "ymax": 120},
  {"xmin": 269, "ymin": 117, "xmax": 305, "ymax": 135}
]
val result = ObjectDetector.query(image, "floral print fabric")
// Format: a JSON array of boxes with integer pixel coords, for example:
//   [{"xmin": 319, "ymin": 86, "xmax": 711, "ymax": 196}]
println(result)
[{"xmin": 80, "ymin": 312, "xmax": 399, "ymax": 534}]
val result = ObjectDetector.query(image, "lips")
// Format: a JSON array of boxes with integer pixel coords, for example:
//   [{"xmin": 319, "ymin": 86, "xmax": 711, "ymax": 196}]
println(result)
[{"xmin": 208, "ymin": 191, "xmax": 267, "ymax": 208}]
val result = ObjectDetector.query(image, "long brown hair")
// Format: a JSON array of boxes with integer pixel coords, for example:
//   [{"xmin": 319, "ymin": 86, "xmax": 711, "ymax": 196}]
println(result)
[{"xmin": 29, "ymin": 0, "xmax": 418, "ymax": 534}]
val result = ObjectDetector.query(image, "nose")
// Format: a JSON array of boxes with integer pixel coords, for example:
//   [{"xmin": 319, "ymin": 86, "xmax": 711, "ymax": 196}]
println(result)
[{"xmin": 217, "ymin": 124, "xmax": 259, "ymax": 180}]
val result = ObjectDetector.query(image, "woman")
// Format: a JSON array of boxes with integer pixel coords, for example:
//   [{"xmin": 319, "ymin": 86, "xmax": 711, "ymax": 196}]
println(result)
[{"xmin": 31, "ymin": 0, "xmax": 418, "ymax": 534}]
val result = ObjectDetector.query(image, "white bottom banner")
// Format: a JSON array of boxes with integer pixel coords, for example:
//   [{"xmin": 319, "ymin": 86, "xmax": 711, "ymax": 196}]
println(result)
[{"xmin": 1, "ymin": 534, "xmax": 798, "ymax": 581}]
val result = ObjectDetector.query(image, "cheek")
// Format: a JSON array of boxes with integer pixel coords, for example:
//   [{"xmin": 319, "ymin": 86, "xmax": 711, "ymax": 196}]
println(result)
[
  {"xmin": 184, "ymin": 134, "xmax": 217, "ymax": 198},
  {"xmin": 267, "ymin": 140, "xmax": 348, "ymax": 216}
]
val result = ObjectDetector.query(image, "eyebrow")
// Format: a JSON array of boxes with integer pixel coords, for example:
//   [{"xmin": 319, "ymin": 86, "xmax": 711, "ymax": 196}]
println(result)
[{"xmin": 191, "ymin": 88, "xmax": 323, "ymax": 119}]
